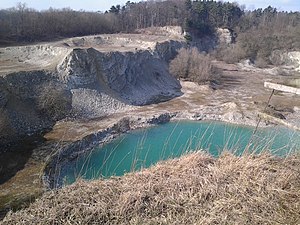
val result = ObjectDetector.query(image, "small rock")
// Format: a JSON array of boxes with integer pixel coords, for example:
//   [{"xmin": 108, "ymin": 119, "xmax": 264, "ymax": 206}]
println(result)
[
  {"xmin": 222, "ymin": 111, "xmax": 243, "ymax": 122},
  {"xmin": 148, "ymin": 113, "xmax": 171, "ymax": 124}
]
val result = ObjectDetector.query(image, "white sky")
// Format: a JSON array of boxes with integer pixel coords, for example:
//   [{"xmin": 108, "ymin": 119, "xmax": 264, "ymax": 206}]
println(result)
[{"xmin": 0, "ymin": 0, "xmax": 299, "ymax": 12}]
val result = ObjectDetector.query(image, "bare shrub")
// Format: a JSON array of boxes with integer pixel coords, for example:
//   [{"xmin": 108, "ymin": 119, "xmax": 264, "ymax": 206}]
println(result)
[
  {"xmin": 169, "ymin": 47, "xmax": 213, "ymax": 84},
  {"xmin": 255, "ymin": 55, "xmax": 269, "ymax": 68},
  {"xmin": 189, "ymin": 48, "xmax": 212, "ymax": 83},
  {"xmin": 218, "ymin": 24, "xmax": 300, "ymax": 66},
  {"xmin": 169, "ymin": 48, "xmax": 190, "ymax": 79},
  {"xmin": 216, "ymin": 44, "xmax": 247, "ymax": 64}
]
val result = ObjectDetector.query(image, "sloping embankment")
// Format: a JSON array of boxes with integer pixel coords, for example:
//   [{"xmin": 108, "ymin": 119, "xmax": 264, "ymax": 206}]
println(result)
[
  {"xmin": 0, "ymin": 35, "xmax": 184, "ymax": 150},
  {"xmin": 57, "ymin": 46, "xmax": 182, "ymax": 106},
  {"xmin": 2, "ymin": 151, "xmax": 300, "ymax": 224}
]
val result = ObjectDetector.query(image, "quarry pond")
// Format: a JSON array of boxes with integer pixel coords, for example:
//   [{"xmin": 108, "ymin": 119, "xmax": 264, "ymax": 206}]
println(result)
[{"xmin": 61, "ymin": 121, "xmax": 300, "ymax": 185}]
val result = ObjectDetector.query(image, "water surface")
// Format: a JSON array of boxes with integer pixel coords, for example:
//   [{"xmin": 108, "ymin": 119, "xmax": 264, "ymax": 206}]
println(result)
[{"xmin": 62, "ymin": 121, "xmax": 300, "ymax": 184}]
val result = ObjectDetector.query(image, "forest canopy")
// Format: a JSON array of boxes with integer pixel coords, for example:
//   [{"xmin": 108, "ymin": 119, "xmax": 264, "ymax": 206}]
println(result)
[{"xmin": 0, "ymin": 1, "xmax": 299, "ymax": 64}]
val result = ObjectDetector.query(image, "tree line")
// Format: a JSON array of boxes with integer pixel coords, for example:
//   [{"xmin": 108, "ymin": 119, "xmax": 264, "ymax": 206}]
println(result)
[
  {"xmin": 0, "ymin": 1, "xmax": 242, "ymax": 44},
  {"xmin": 0, "ymin": 3, "xmax": 118, "ymax": 44},
  {"xmin": 0, "ymin": 0, "xmax": 300, "ymax": 67},
  {"xmin": 108, "ymin": 0, "xmax": 243, "ymax": 36},
  {"xmin": 218, "ymin": 6, "xmax": 300, "ymax": 66}
]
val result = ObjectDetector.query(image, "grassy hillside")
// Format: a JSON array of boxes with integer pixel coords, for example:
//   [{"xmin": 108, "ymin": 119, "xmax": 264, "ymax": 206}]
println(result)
[{"xmin": 2, "ymin": 151, "xmax": 300, "ymax": 224}]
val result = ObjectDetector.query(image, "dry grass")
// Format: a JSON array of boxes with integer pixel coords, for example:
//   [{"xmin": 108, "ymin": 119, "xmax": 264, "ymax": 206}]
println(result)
[{"xmin": 2, "ymin": 151, "xmax": 300, "ymax": 225}]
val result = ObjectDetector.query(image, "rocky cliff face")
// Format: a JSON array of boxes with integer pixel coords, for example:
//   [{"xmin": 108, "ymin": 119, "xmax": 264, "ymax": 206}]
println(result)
[
  {"xmin": 0, "ymin": 38, "xmax": 184, "ymax": 150},
  {"xmin": 0, "ymin": 71, "xmax": 72, "ymax": 149},
  {"xmin": 216, "ymin": 28, "xmax": 234, "ymax": 45},
  {"xmin": 270, "ymin": 50, "xmax": 300, "ymax": 72},
  {"xmin": 57, "ymin": 47, "xmax": 182, "ymax": 106}
]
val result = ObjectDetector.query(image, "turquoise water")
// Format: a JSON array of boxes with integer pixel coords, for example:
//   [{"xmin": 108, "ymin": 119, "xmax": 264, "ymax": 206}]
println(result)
[{"xmin": 62, "ymin": 121, "xmax": 300, "ymax": 184}]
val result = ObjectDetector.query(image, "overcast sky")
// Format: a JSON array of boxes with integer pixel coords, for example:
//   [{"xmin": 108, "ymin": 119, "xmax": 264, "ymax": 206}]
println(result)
[{"xmin": 1, "ymin": 0, "xmax": 299, "ymax": 12}]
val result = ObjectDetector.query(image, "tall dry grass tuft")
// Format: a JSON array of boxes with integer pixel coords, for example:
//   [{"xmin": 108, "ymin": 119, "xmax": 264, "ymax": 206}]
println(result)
[{"xmin": 2, "ymin": 151, "xmax": 300, "ymax": 224}]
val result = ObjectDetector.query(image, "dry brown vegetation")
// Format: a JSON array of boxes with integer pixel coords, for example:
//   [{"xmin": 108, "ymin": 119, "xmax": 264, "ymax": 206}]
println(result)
[
  {"xmin": 217, "ymin": 26, "xmax": 300, "ymax": 67},
  {"xmin": 169, "ymin": 48, "xmax": 214, "ymax": 84},
  {"xmin": 2, "ymin": 151, "xmax": 300, "ymax": 224}
]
